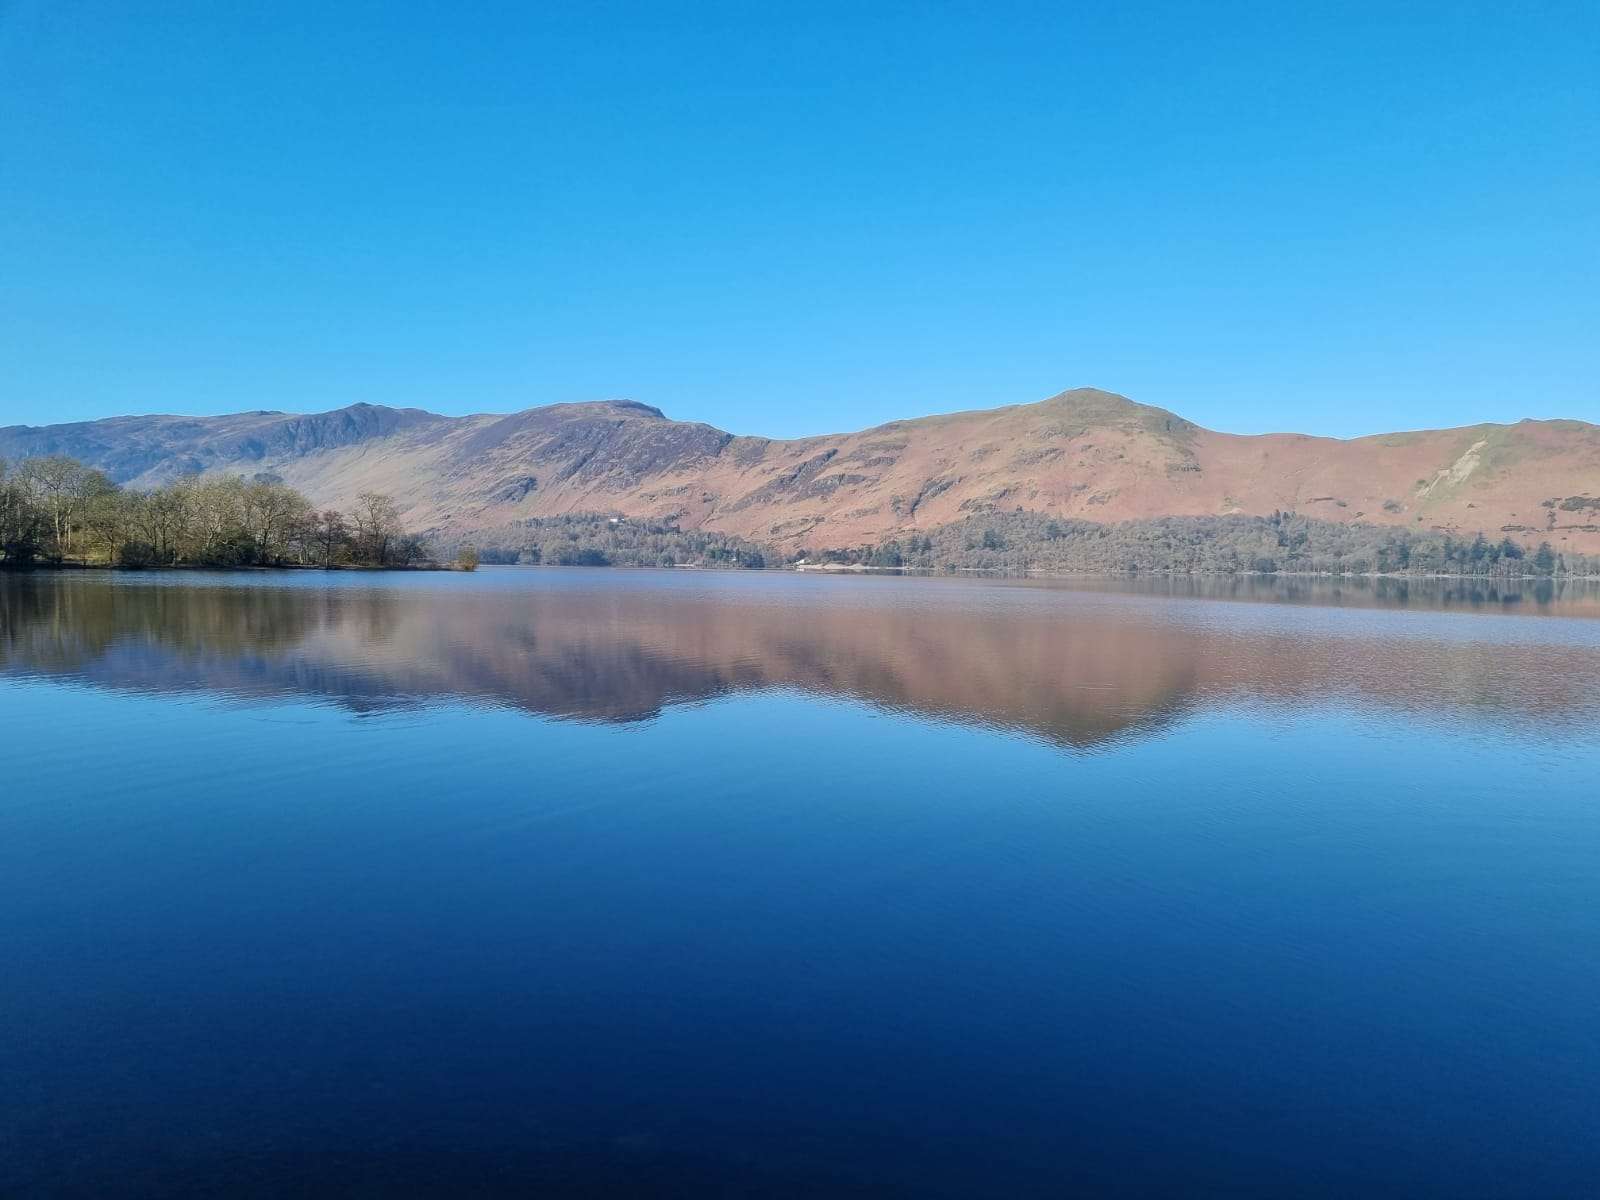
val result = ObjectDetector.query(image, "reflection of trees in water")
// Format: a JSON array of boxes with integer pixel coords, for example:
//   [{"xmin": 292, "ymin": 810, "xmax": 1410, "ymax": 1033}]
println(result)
[
  {"xmin": 1049, "ymin": 574, "xmax": 1585, "ymax": 611},
  {"xmin": 0, "ymin": 577, "xmax": 395, "ymax": 691},
  {"xmin": 3, "ymin": 576, "xmax": 1598, "ymax": 748}
]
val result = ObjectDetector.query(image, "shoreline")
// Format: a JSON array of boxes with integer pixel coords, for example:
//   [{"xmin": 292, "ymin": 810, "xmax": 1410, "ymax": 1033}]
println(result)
[
  {"xmin": 0, "ymin": 561, "xmax": 467, "ymax": 574},
  {"xmin": 5, "ymin": 561, "xmax": 1597, "ymax": 583},
  {"xmin": 795, "ymin": 563, "xmax": 1600, "ymax": 582}
]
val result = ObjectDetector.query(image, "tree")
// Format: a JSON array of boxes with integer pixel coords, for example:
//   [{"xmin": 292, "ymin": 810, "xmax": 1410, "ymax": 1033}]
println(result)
[
  {"xmin": 351, "ymin": 493, "xmax": 402, "ymax": 565},
  {"xmin": 393, "ymin": 534, "xmax": 426, "ymax": 566},
  {"xmin": 242, "ymin": 478, "xmax": 313, "ymax": 564},
  {"xmin": 188, "ymin": 476, "xmax": 245, "ymax": 563},
  {"xmin": 312, "ymin": 510, "xmax": 349, "ymax": 568},
  {"xmin": 0, "ymin": 459, "xmax": 45, "ymax": 565},
  {"xmin": 81, "ymin": 480, "xmax": 134, "ymax": 564},
  {"xmin": 139, "ymin": 479, "xmax": 196, "ymax": 564},
  {"xmin": 1534, "ymin": 542, "xmax": 1557, "ymax": 575},
  {"xmin": 869, "ymin": 541, "xmax": 903, "ymax": 568},
  {"xmin": 18, "ymin": 455, "xmax": 90, "ymax": 559}
]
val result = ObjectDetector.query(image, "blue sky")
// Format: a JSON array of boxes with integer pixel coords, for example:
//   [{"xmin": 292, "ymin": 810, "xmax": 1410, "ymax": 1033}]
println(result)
[{"xmin": 2, "ymin": 1, "xmax": 1595, "ymax": 438}]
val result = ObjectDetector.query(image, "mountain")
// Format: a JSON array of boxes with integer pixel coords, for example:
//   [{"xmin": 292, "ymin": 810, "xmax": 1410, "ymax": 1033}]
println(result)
[{"xmin": 5, "ymin": 389, "xmax": 1599, "ymax": 552}]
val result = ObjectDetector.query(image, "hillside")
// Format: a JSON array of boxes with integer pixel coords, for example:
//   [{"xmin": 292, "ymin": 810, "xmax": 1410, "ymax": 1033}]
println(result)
[{"xmin": 5, "ymin": 389, "xmax": 1599, "ymax": 553}]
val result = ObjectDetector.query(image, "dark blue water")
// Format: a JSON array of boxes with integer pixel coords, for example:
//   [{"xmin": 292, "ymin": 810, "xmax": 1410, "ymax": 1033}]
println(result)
[{"xmin": 4, "ymin": 569, "xmax": 1599, "ymax": 1197}]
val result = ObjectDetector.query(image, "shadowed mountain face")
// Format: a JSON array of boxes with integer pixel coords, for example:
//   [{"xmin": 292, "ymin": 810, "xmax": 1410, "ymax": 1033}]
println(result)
[
  {"xmin": 5, "ymin": 390, "xmax": 1599, "ymax": 552},
  {"xmin": 0, "ymin": 403, "xmax": 446, "ymax": 484},
  {"xmin": 4, "ymin": 571, "xmax": 1598, "ymax": 748}
]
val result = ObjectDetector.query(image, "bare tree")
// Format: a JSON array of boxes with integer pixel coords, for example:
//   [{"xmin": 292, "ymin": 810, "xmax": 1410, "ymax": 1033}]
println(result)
[
  {"xmin": 137, "ymin": 478, "xmax": 196, "ymax": 564},
  {"xmin": 242, "ymin": 479, "xmax": 313, "ymax": 564},
  {"xmin": 190, "ymin": 476, "xmax": 245, "ymax": 562},
  {"xmin": 0, "ymin": 458, "xmax": 46, "ymax": 564},
  {"xmin": 80, "ymin": 474, "xmax": 131, "ymax": 564},
  {"xmin": 313, "ymin": 509, "xmax": 349, "ymax": 568},
  {"xmin": 18, "ymin": 456, "xmax": 89, "ymax": 559},
  {"xmin": 351, "ymin": 492, "xmax": 401, "ymax": 565}
]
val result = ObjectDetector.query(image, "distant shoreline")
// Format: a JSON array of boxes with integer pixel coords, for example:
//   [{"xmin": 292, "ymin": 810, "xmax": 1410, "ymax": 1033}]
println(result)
[
  {"xmin": 797, "ymin": 563, "xmax": 1600, "ymax": 582},
  {"xmin": 0, "ymin": 561, "xmax": 468, "ymax": 574},
  {"xmin": 5, "ymin": 559, "xmax": 1596, "ymax": 584}
]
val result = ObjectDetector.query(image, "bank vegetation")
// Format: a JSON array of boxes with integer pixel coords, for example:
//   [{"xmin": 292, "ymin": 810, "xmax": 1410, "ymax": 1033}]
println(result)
[
  {"xmin": 834, "ymin": 511, "xmax": 1600, "ymax": 578},
  {"xmin": 0, "ymin": 455, "xmax": 463, "ymax": 570}
]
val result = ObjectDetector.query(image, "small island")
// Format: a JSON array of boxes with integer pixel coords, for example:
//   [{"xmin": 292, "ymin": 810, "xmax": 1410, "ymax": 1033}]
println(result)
[{"xmin": 0, "ymin": 455, "xmax": 475, "ymax": 572}]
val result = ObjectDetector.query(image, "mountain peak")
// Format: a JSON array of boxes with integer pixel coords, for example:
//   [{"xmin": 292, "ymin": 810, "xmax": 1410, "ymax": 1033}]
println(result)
[
  {"xmin": 499, "ymin": 399, "xmax": 666, "ymax": 422},
  {"xmin": 607, "ymin": 399, "xmax": 665, "ymax": 419}
]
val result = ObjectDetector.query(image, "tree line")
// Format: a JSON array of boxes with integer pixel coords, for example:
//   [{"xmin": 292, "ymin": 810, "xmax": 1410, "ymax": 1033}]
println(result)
[
  {"xmin": 453, "ymin": 513, "xmax": 769, "ymax": 569},
  {"xmin": 823, "ymin": 511, "xmax": 1600, "ymax": 578},
  {"xmin": 0, "ymin": 455, "xmax": 435, "ymax": 569},
  {"xmin": 420, "ymin": 508, "xmax": 1600, "ymax": 578}
]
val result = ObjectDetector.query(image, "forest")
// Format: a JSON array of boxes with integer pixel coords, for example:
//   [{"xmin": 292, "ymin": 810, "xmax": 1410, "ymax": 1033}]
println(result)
[
  {"xmin": 0, "ymin": 455, "xmax": 445, "ymax": 570},
  {"xmin": 457, "ymin": 513, "xmax": 771, "ymax": 569},
  {"xmin": 449, "ymin": 508, "xmax": 1600, "ymax": 578},
  {"xmin": 818, "ymin": 511, "xmax": 1600, "ymax": 578}
]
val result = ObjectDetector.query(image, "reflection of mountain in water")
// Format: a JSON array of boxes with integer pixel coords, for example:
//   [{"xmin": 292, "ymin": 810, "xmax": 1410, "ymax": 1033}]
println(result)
[{"xmin": 3, "ymin": 573, "xmax": 1599, "ymax": 748}]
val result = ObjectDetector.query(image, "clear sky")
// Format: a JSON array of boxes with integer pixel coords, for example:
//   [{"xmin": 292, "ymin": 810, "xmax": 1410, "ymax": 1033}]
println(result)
[{"xmin": 2, "ymin": 1, "xmax": 1595, "ymax": 438}]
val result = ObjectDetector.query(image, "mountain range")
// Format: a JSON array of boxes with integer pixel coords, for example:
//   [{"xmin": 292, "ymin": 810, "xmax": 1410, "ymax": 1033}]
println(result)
[{"xmin": 4, "ymin": 388, "xmax": 1599, "ymax": 552}]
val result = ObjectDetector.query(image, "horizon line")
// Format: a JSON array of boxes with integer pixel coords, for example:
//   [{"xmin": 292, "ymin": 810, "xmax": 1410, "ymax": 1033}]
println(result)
[{"xmin": 3, "ymin": 387, "xmax": 1595, "ymax": 447}]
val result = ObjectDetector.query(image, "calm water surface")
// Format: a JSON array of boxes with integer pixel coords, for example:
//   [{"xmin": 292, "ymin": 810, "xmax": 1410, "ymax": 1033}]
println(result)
[{"xmin": 4, "ymin": 569, "xmax": 1599, "ymax": 1198}]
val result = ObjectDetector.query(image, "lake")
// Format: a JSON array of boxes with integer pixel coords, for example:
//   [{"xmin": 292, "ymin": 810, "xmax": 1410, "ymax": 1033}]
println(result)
[{"xmin": 4, "ymin": 568, "xmax": 1599, "ymax": 1198}]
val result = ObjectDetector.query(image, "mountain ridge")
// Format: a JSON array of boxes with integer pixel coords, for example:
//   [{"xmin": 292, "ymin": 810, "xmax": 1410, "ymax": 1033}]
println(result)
[{"xmin": 4, "ymin": 388, "xmax": 1599, "ymax": 552}]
